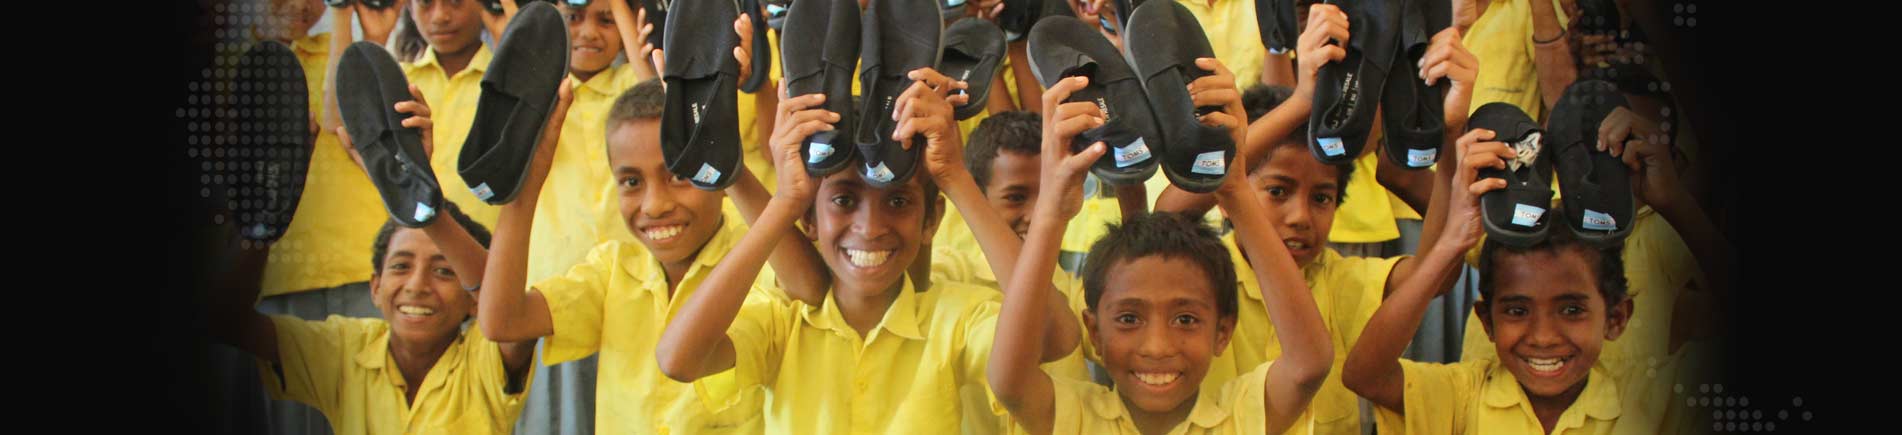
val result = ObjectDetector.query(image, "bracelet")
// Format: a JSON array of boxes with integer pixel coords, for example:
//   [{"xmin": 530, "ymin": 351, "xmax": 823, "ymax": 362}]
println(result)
[{"xmin": 1533, "ymin": 27, "xmax": 1568, "ymax": 46}]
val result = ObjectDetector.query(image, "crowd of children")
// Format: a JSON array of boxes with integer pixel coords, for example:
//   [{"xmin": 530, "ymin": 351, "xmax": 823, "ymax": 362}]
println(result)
[{"xmin": 203, "ymin": 0, "xmax": 1727, "ymax": 433}]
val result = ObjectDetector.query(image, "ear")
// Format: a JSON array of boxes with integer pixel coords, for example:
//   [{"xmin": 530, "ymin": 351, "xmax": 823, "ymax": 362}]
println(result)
[
  {"xmin": 1082, "ymin": 309, "xmax": 1103, "ymax": 360},
  {"xmin": 1474, "ymin": 301, "xmax": 1494, "ymax": 341},
  {"xmin": 369, "ymin": 276, "xmax": 385, "ymax": 310},
  {"xmin": 1604, "ymin": 296, "xmax": 1634, "ymax": 341},
  {"xmin": 1212, "ymin": 315, "xmax": 1237, "ymax": 357}
]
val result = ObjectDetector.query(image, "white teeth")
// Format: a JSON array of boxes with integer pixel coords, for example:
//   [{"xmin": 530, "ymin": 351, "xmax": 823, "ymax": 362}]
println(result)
[
  {"xmin": 845, "ymin": 249, "xmax": 893, "ymax": 267},
  {"xmin": 1132, "ymin": 372, "xmax": 1180, "ymax": 386},
  {"xmin": 643, "ymin": 225, "xmax": 683, "ymax": 241},
  {"xmin": 1524, "ymin": 357, "xmax": 1566, "ymax": 373},
  {"xmin": 398, "ymin": 305, "xmax": 435, "ymax": 316},
  {"xmin": 1285, "ymin": 240, "xmax": 1308, "ymax": 250}
]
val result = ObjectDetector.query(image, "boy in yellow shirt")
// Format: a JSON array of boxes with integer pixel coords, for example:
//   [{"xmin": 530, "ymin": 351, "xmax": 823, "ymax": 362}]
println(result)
[
  {"xmin": 1150, "ymin": 7, "xmax": 1480, "ymax": 433},
  {"xmin": 653, "ymin": 65, "xmax": 1080, "ymax": 433},
  {"xmin": 1342, "ymin": 118, "xmax": 1728, "ymax": 434},
  {"xmin": 987, "ymin": 71, "xmax": 1329, "ymax": 435},
  {"xmin": 474, "ymin": 77, "xmax": 828, "ymax": 434}
]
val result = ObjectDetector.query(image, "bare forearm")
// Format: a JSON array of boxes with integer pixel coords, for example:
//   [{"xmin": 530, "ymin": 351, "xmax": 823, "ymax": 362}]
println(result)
[
  {"xmin": 420, "ymin": 215, "xmax": 490, "ymax": 290},
  {"xmin": 657, "ymin": 200, "xmax": 803, "ymax": 381},
  {"xmin": 728, "ymin": 171, "xmax": 828, "ymax": 305},
  {"xmin": 989, "ymin": 212, "xmax": 1065, "ymax": 409},
  {"xmin": 478, "ymin": 199, "xmax": 551, "ymax": 342},
  {"xmin": 1113, "ymin": 183, "xmax": 1146, "ymax": 221},
  {"xmin": 1529, "ymin": 1, "xmax": 1575, "ymax": 112},
  {"xmin": 1344, "ymin": 243, "xmax": 1462, "ymax": 409},
  {"xmin": 1008, "ymin": 41, "xmax": 1042, "ymax": 113},
  {"xmin": 942, "ymin": 172, "xmax": 1080, "ymax": 361}
]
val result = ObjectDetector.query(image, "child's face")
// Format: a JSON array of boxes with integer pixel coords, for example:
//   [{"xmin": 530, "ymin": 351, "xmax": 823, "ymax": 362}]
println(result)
[
  {"xmin": 982, "ymin": 151, "xmax": 1041, "ymax": 238},
  {"xmin": 1084, "ymin": 256, "xmax": 1235, "ymax": 416},
  {"xmin": 812, "ymin": 171, "xmax": 938, "ymax": 298},
  {"xmin": 608, "ymin": 120, "xmax": 726, "ymax": 266},
  {"xmin": 371, "ymin": 228, "xmax": 477, "ymax": 347},
  {"xmin": 412, "ymin": 0, "xmax": 485, "ymax": 55},
  {"xmin": 1478, "ymin": 249, "xmax": 1631, "ymax": 401},
  {"xmin": 265, "ymin": 0, "xmax": 326, "ymax": 41},
  {"xmin": 561, "ymin": 1, "xmax": 624, "ymax": 77},
  {"xmin": 1249, "ymin": 143, "xmax": 1339, "ymax": 266}
]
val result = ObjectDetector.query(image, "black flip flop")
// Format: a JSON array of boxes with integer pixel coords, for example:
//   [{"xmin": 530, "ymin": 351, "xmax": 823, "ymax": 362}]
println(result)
[
  {"xmin": 458, "ymin": 1, "xmax": 569, "ymax": 205},
  {"xmin": 1027, "ymin": 15, "xmax": 1162, "ymax": 185},
  {"xmin": 1125, "ymin": 0, "xmax": 1233, "ymax": 193},
  {"xmin": 942, "ymin": 17, "xmax": 1008, "ymax": 120},
  {"xmin": 337, "ymin": 41, "xmax": 444, "ymax": 227},
  {"xmin": 662, "ymin": 0, "xmax": 746, "ymax": 190},
  {"xmin": 1308, "ymin": 0, "xmax": 1401, "ymax": 165},
  {"xmin": 231, "ymin": 41, "xmax": 312, "ymax": 241},
  {"xmin": 852, "ymin": 0, "xmax": 943, "ymax": 188},
  {"xmin": 781, "ymin": 0, "xmax": 862, "ymax": 176},
  {"xmin": 1469, "ymin": 102, "xmax": 1553, "ymax": 248},
  {"xmin": 1551, "ymin": 80, "xmax": 1634, "ymax": 247}
]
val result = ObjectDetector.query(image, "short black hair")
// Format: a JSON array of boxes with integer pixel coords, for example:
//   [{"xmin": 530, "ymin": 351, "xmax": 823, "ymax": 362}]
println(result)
[
  {"xmin": 370, "ymin": 201, "xmax": 492, "ymax": 273},
  {"xmin": 1082, "ymin": 212, "xmax": 1239, "ymax": 318},
  {"xmin": 1242, "ymin": 85, "xmax": 1295, "ymax": 123},
  {"xmin": 964, "ymin": 111, "xmax": 1042, "ymax": 192},
  {"xmin": 1476, "ymin": 223, "xmax": 1629, "ymax": 314},
  {"xmin": 604, "ymin": 80, "xmax": 666, "ymax": 145}
]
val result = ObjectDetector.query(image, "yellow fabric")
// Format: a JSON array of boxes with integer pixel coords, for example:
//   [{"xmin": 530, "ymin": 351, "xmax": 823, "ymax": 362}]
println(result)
[
  {"xmin": 1371, "ymin": 355, "xmax": 1682, "ymax": 435},
  {"xmin": 403, "ymin": 45, "xmax": 500, "ymax": 227},
  {"xmin": 533, "ymin": 217, "xmax": 768, "ymax": 434},
  {"xmin": 1329, "ymin": 151, "xmax": 1401, "ymax": 243},
  {"xmin": 1016, "ymin": 361, "xmax": 1311, "ymax": 435},
  {"xmin": 263, "ymin": 32, "xmax": 388, "ymax": 296},
  {"xmin": 1173, "ymin": 0, "xmax": 1266, "ymax": 90},
  {"xmin": 713, "ymin": 276, "xmax": 1006, "ymax": 434},
  {"xmin": 1460, "ymin": 207, "xmax": 1701, "ymax": 366},
  {"xmin": 1463, "ymin": 0, "xmax": 1563, "ymax": 122},
  {"xmin": 1208, "ymin": 239, "xmax": 1402, "ymax": 435},
  {"xmin": 256, "ymin": 315, "xmax": 532, "ymax": 435},
  {"xmin": 524, "ymin": 64, "xmax": 644, "ymax": 284}
]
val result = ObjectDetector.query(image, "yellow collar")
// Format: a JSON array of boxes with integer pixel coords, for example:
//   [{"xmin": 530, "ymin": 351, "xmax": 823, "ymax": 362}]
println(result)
[
  {"xmin": 802, "ymin": 275, "xmax": 926, "ymax": 341},
  {"xmin": 356, "ymin": 323, "xmax": 471, "ymax": 390},
  {"xmin": 1224, "ymin": 233, "xmax": 1335, "ymax": 302},
  {"xmin": 413, "ymin": 44, "xmax": 493, "ymax": 77},
  {"xmin": 1482, "ymin": 359, "xmax": 1623, "ymax": 425},
  {"xmin": 622, "ymin": 216, "xmax": 738, "ymax": 300},
  {"xmin": 1086, "ymin": 382, "xmax": 1232, "ymax": 431}
]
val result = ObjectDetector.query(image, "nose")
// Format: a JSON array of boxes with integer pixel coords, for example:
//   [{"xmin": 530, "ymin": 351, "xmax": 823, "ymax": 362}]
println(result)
[
  {"xmin": 851, "ymin": 201, "xmax": 893, "ymax": 242},
  {"xmin": 1134, "ymin": 323, "xmax": 1176, "ymax": 361},
  {"xmin": 642, "ymin": 183, "xmax": 679, "ymax": 219},
  {"xmin": 1525, "ymin": 312, "xmax": 1565, "ymax": 349},
  {"xmin": 1280, "ymin": 196, "xmax": 1312, "ymax": 234}
]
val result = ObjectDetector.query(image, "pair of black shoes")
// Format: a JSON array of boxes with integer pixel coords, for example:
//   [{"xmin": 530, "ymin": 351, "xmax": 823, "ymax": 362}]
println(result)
[
  {"xmin": 1471, "ymin": 80, "xmax": 1636, "ymax": 248},
  {"xmin": 1306, "ymin": 0, "xmax": 1452, "ymax": 170}
]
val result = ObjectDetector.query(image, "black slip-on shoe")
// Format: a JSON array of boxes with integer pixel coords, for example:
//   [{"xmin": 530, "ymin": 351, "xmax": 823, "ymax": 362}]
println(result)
[
  {"xmin": 662, "ymin": 0, "xmax": 746, "ymax": 190},
  {"xmin": 1308, "ymin": 0, "xmax": 1401, "ymax": 165},
  {"xmin": 459, "ymin": 1, "xmax": 569, "ymax": 205},
  {"xmin": 645, "ymin": 0, "xmax": 670, "ymax": 50},
  {"xmin": 782, "ymin": 0, "xmax": 862, "ymax": 176},
  {"xmin": 1378, "ymin": 0, "xmax": 1449, "ymax": 170},
  {"xmin": 232, "ymin": 41, "xmax": 312, "ymax": 241},
  {"xmin": 1551, "ymin": 79, "xmax": 1635, "ymax": 247},
  {"xmin": 997, "ymin": 0, "xmax": 1041, "ymax": 41},
  {"xmin": 1125, "ymin": 0, "xmax": 1233, "ymax": 193},
  {"xmin": 1027, "ymin": 16, "xmax": 1162, "ymax": 185},
  {"xmin": 852, "ymin": 0, "xmax": 942, "ymax": 188},
  {"xmin": 338, "ymin": 41, "xmax": 444, "ymax": 227},
  {"xmin": 943, "ymin": 17, "xmax": 1008, "ymax": 120},
  {"xmin": 1470, "ymin": 102, "xmax": 1553, "ymax": 248},
  {"xmin": 1257, "ymin": 0, "xmax": 1298, "ymax": 54}
]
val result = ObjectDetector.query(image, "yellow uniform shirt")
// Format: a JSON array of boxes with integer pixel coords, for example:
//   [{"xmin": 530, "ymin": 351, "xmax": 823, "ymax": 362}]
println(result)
[
  {"xmin": 1209, "ymin": 239, "xmax": 1402, "ymax": 435},
  {"xmin": 524, "ymin": 64, "xmax": 644, "ymax": 284},
  {"xmin": 1018, "ymin": 362, "xmax": 1311, "ymax": 435},
  {"xmin": 403, "ymin": 45, "xmax": 500, "ymax": 228},
  {"xmin": 1460, "ymin": 207, "xmax": 1700, "ymax": 366},
  {"xmin": 257, "ymin": 315, "xmax": 532, "ymax": 435},
  {"xmin": 263, "ymin": 32, "xmax": 388, "ymax": 296},
  {"xmin": 1372, "ymin": 355, "xmax": 1684, "ymax": 435},
  {"xmin": 1330, "ymin": 150, "xmax": 1402, "ymax": 243},
  {"xmin": 1173, "ymin": 0, "xmax": 1266, "ymax": 89},
  {"xmin": 1464, "ymin": 0, "xmax": 1568, "ymax": 122},
  {"xmin": 714, "ymin": 276, "xmax": 1005, "ymax": 434},
  {"xmin": 534, "ymin": 217, "xmax": 769, "ymax": 434}
]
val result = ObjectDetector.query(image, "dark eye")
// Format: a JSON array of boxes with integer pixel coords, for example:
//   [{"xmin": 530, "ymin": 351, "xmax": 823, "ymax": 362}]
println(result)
[
  {"xmin": 1313, "ymin": 194, "xmax": 1335, "ymax": 206},
  {"xmin": 1005, "ymin": 194, "xmax": 1027, "ymax": 204},
  {"xmin": 620, "ymin": 176, "xmax": 640, "ymax": 188},
  {"xmin": 1561, "ymin": 305, "xmax": 1586, "ymax": 316},
  {"xmin": 1266, "ymin": 186, "xmax": 1288, "ymax": 198},
  {"xmin": 1115, "ymin": 313, "xmax": 1140, "ymax": 325},
  {"xmin": 387, "ymin": 262, "xmax": 410, "ymax": 273},
  {"xmin": 832, "ymin": 195, "xmax": 856, "ymax": 208},
  {"xmin": 433, "ymin": 267, "xmax": 456, "ymax": 278},
  {"xmin": 888, "ymin": 195, "xmax": 911, "ymax": 208},
  {"xmin": 1505, "ymin": 306, "xmax": 1529, "ymax": 317},
  {"xmin": 1173, "ymin": 314, "xmax": 1199, "ymax": 326}
]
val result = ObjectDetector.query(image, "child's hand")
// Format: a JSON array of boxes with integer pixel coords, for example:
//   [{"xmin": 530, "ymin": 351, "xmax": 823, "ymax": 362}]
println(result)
[
  {"xmin": 767, "ymin": 81, "xmax": 835, "ymax": 204},
  {"xmin": 1446, "ymin": 128, "xmax": 1512, "ymax": 252},
  {"xmin": 610, "ymin": 0, "xmax": 660, "ymax": 81},
  {"xmin": 734, "ymin": 12, "xmax": 756, "ymax": 87},
  {"xmin": 893, "ymin": 68, "xmax": 973, "ymax": 184},
  {"xmin": 1620, "ymin": 121, "xmax": 1686, "ymax": 212},
  {"xmin": 1295, "ymin": 4, "xmax": 1349, "ymax": 99},
  {"xmin": 973, "ymin": 0, "xmax": 1006, "ymax": 21},
  {"xmin": 1190, "ymin": 57, "xmax": 1248, "ymax": 150},
  {"xmin": 1419, "ymin": 28, "xmax": 1478, "ymax": 131},
  {"xmin": 1036, "ymin": 76, "xmax": 1108, "ymax": 221},
  {"xmin": 480, "ymin": 0, "xmax": 521, "ymax": 44},
  {"xmin": 1595, "ymin": 106, "xmax": 1665, "ymax": 158},
  {"xmin": 1452, "ymin": 0, "xmax": 1481, "ymax": 32},
  {"xmin": 354, "ymin": 0, "xmax": 405, "ymax": 45},
  {"xmin": 520, "ymin": 78, "xmax": 577, "ymax": 198}
]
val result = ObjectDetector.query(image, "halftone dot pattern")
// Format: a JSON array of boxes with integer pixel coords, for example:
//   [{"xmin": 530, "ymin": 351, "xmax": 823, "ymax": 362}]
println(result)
[
  {"xmin": 1683, "ymin": 382, "xmax": 1816, "ymax": 432},
  {"xmin": 179, "ymin": 0, "xmax": 312, "ymax": 248},
  {"xmin": 1675, "ymin": 2, "xmax": 1698, "ymax": 28}
]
